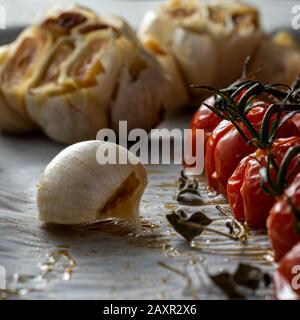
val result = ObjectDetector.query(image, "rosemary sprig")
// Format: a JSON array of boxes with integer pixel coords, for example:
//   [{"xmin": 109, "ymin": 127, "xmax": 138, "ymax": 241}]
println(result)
[
  {"xmin": 260, "ymin": 145, "xmax": 300, "ymax": 197},
  {"xmin": 260, "ymin": 145, "xmax": 300, "ymax": 234},
  {"xmin": 196, "ymin": 82, "xmax": 300, "ymax": 149}
]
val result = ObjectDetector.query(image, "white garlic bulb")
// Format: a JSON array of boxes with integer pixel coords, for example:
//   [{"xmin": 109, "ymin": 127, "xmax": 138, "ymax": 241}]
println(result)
[
  {"xmin": 0, "ymin": 5, "xmax": 183, "ymax": 143},
  {"xmin": 139, "ymin": 0, "xmax": 262, "ymax": 99},
  {"xmin": 37, "ymin": 140, "xmax": 147, "ymax": 230}
]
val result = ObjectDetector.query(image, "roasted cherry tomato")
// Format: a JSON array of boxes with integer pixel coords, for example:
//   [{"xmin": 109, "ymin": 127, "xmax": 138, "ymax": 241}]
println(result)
[
  {"xmin": 274, "ymin": 241, "xmax": 300, "ymax": 300},
  {"xmin": 190, "ymin": 88, "xmax": 248, "ymax": 146},
  {"xmin": 268, "ymin": 172, "xmax": 300, "ymax": 261},
  {"xmin": 205, "ymin": 105, "xmax": 299, "ymax": 194},
  {"xmin": 190, "ymin": 96, "xmax": 222, "ymax": 142},
  {"xmin": 293, "ymin": 114, "xmax": 300, "ymax": 133},
  {"xmin": 227, "ymin": 137, "xmax": 300, "ymax": 229}
]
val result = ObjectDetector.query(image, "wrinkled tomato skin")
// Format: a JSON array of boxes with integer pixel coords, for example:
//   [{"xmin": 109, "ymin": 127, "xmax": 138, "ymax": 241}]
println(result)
[
  {"xmin": 205, "ymin": 106, "xmax": 265, "ymax": 194},
  {"xmin": 274, "ymin": 241, "xmax": 300, "ymax": 300},
  {"xmin": 190, "ymin": 90, "xmax": 248, "ymax": 146},
  {"xmin": 190, "ymin": 96, "xmax": 222, "ymax": 141},
  {"xmin": 293, "ymin": 114, "xmax": 300, "ymax": 133},
  {"xmin": 186, "ymin": 97, "xmax": 223, "ymax": 169},
  {"xmin": 227, "ymin": 137, "xmax": 300, "ymax": 230},
  {"xmin": 212, "ymin": 126, "xmax": 255, "ymax": 194},
  {"xmin": 225, "ymin": 156, "xmax": 249, "ymax": 223},
  {"xmin": 227, "ymin": 151, "xmax": 274, "ymax": 229},
  {"xmin": 268, "ymin": 172, "xmax": 300, "ymax": 261},
  {"xmin": 205, "ymin": 120, "xmax": 233, "ymax": 191},
  {"xmin": 206, "ymin": 105, "xmax": 300, "ymax": 194},
  {"xmin": 241, "ymin": 156, "xmax": 276, "ymax": 229}
]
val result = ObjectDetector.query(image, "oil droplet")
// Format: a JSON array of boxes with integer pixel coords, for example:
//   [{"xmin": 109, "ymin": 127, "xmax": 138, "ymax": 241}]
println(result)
[
  {"xmin": 1, "ymin": 250, "xmax": 76, "ymax": 299},
  {"xmin": 164, "ymin": 203, "xmax": 178, "ymax": 210}
]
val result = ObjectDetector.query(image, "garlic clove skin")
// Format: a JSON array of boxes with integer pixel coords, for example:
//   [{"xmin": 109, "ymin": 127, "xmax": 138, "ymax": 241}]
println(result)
[
  {"xmin": 37, "ymin": 140, "xmax": 147, "ymax": 230},
  {"xmin": 141, "ymin": 35, "xmax": 189, "ymax": 113},
  {"xmin": 172, "ymin": 26, "xmax": 218, "ymax": 89},
  {"xmin": 109, "ymin": 36, "xmax": 169, "ymax": 133}
]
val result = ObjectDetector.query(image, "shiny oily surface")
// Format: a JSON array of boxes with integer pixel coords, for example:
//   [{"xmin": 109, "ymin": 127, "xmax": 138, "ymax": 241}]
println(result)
[{"xmin": 0, "ymin": 132, "xmax": 273, "ymax": 300}]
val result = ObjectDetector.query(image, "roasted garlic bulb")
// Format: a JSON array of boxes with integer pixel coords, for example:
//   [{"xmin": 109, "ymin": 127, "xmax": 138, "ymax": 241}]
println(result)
[
  {"xmin": 37, "ymin": 140, "xmax": 147, "ymax": 229},
  {"xmin": 249, "ymin": 31, "xmax": 300, "ymax": 86},
  {"xmin": 139, "ymin": 0, "xmax": 262, "ymax": 99},
  {"xmin": 0, "ymin": 5, "xmax": 182, "ymax": 144},
  {"xmin": 141, "ymin": 35, "xmax": 189, "ymax": 113}
]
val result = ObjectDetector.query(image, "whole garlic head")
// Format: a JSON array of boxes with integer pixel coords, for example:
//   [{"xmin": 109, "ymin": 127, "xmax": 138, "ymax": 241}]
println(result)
[
  {"xmin": 249, "ymin": 32, "xmax": 300, "ymax": 86},
  {"xmin": 139, "ymin": 0, "xmax": 262, "ymax": 98},
  {"xmin": 37, "ymin": 140, "xmax": 147, "ymax": 230},
  {"xmin": 0, "ymin": 4, "xmax": 181, "ymax": 143}
]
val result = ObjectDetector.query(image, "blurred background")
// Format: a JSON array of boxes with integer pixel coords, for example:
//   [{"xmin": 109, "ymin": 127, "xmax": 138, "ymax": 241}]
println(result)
[{"xmin": 0, "ymin": 0, "xmax": 298, "ymax": 31}]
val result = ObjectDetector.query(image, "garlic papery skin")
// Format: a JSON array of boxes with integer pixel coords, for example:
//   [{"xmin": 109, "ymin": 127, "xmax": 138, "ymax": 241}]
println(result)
[{"xmin": 37, "ymin": 140, "xmax": 147, "ymax": 230}]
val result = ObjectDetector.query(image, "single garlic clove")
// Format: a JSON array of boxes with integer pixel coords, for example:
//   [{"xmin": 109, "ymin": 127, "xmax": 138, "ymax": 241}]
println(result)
[
  {"xmin": 141, "ymin": 35, "xmax": 189, "ymax": 113},
  {"xmin": 109, "ymin": 35, "xmax": 170, "ymax": 133},
  {"xmin": 37, "ymin": 140, "xmax": 147, "ymax": 230}
]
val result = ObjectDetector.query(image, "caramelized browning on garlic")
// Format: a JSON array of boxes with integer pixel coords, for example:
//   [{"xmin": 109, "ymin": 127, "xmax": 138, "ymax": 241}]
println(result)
[
  {"xmin": 139, "ymin": 0, "xmax": 262, "ymax": 99},
  {"xmin": 37, "ymin": 40, "xmax": 75, "ymax": 87},
  {"xmin": 69, "ymin": 39, "xmax": 105, "ymax": 87},
  {"xmin": 0, "ymin": 4, "xmax": 182, "ymax": 143}
]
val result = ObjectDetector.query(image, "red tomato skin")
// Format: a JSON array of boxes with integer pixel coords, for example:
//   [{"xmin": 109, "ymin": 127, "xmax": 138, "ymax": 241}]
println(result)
[
  {"xmin": 293, "ymin": 114, "xmax": 300, "ymax": 133},
  {"xmin": 241, "ymin": 156, "xmax": 276, "ymax": 229},
  {"xmin": 190, "ymin": 96, "xmax": 222, "ymax": 140},
  {"xmin": 227, "ymin": 152, "xmax": 275, "ymax": 229},
  {"xmin": 205, "ymin": 106, "xmax": 265, "ymax": 194},
  {"xmin": 274, "ymin": 241, "xmax": 300, "ymax": 300},
  {"xmin": 206, "ymin": 102, "xmax": 300, "ymax": 195},
  {"xmin": 186, "ymin": 96, "xmax": 222, "ymax": 169},
  {"xmin": 268, "ymin": 173, "xmax": 300, "ymax": 261},
  {"xmin": 205, "ymin": 120, "xmax": 232, "ymax": 191},
  {"xmin": 226, "ymin": 156, "xmax": 249, "ymax": 222},
  {"xmin": 228, "ymin": 137, "xmax": 300, "ymax": 230},
  {"xmin": 213, "ymin": 127, "xmax": 255, "ymax": 194},
  {"xmin": 205, "ymin": 107, "xmax": 265, "ymax": 194}
]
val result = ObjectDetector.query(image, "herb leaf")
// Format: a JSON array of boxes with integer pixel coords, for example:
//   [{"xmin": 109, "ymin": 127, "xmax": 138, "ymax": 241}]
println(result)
[
  {"xmin": 166, "ymin": 209, "xmax": 213, "ymax": 242},
  {"xmin": 210, "ymin": 273, "xmax": 245, "ymax": 300},
  {"xmin": 209, "ymin": 263, "xmax": 271, "ymax": 299},
  {"xmin": 233, "ymin": 263, "xmax": 262, "ymax": 290}
]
